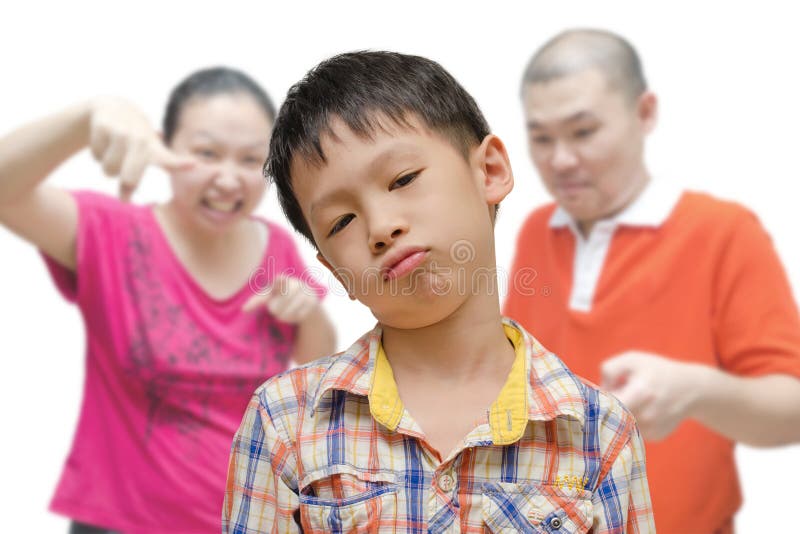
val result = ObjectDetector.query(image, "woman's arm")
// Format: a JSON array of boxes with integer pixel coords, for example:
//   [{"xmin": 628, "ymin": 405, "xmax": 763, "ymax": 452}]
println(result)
[
  {"xmin": 290, "ymin": 304, "xmax": 337, "ymax": 364},
  {"xmin": 0, "ymin": 102, "xmax": 92, "ymax": 269},
  {"xmin": 243, "ymin": 275, "xmax": 337, "ymax": 364},
  {"xmin": 0, "ymin": 97, "xmax": 191, "ymax": 270}
]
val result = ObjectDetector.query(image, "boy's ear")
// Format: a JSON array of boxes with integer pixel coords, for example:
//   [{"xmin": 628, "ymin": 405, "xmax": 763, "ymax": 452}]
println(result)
[
  {"xmin": 317, "ymin": 252, "xmax": 357, "ymax": 300},
  {"xmin": 474, "ymin": 134, "xmax": 514, "ymax": 206}
]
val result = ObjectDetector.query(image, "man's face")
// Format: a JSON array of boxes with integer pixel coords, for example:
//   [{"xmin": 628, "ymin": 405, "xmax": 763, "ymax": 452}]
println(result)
[
  {"xmin": 291, "ymin": 117, "xmax": 506, "ymax": 329},
  {"xmin": 522, "ymin": 68, "xmax": 655, "ymax": 229}
]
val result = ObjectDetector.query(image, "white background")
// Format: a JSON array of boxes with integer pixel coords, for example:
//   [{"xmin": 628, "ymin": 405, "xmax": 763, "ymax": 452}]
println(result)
[{"xmin": 1, "ymin": 1, "xmax": 798, "ymax": 531}]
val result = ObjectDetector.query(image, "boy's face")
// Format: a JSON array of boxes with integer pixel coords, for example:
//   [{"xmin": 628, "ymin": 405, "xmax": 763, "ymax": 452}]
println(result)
[{"xmin": 291, "ymin": 116, "xmax": 512, "ymax": 329}]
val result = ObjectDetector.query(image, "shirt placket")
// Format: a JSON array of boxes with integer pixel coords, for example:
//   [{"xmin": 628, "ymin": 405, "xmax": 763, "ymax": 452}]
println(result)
[
  {"xmin": 569, "ymin": 221, "xmax": 616, "ymax": 312},
  {"xmin": 427, "ymin": 455, "xmax": 463, "ymax": 533}
]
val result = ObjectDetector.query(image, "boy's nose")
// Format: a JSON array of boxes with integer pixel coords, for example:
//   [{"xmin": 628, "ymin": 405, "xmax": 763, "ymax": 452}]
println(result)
[{"xmin": 369, "ymin": 225, "xmax": 406, "ymax": 253}]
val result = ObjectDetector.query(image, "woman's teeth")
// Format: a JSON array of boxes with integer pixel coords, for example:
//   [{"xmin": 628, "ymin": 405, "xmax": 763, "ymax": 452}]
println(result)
[{"xmin": 205, "ymin": 199, "xmax": 240, "ymax": 213}]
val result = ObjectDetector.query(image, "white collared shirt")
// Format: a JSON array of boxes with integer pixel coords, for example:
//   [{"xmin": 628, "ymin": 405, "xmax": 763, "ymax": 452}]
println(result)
[{"xmin": 549, "ymin": 180, "xmax": 684, "ymax": 312}]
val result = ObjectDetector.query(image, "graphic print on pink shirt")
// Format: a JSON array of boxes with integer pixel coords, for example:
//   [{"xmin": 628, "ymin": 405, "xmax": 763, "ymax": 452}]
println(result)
[
  {"xmin": 124, "ymin": 220, "xmax": 295, "ymax": 445},
  {"xmin": 123, "ymin": 209, "xmax": 297, "ymax": 451}
]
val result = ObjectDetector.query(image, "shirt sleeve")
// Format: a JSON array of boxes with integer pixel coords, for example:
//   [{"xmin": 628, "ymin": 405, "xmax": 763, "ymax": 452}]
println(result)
[
  {"xmin": 712, "ymin": 208, "xmax": 800, "ymax": 379},
  {"xmin": 40, "ymin": 190, "xmax": 127, "ymax": 306},
  {"xmin": 592, "ymin": 425, "xmax": 656, "ymax": 533},
  {"xmin": 223, "ymin": 393, "xmax": 301, "ymax": 534}
]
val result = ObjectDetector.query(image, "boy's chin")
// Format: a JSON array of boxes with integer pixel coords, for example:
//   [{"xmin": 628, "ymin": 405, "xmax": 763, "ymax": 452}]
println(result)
[
  {"xmin": 375, "ymin": 314, "xmax": 446, "ymax": 331},
  {"xmin": 371, "ymin": 297, "xmax": 464, "ymax": 331}
]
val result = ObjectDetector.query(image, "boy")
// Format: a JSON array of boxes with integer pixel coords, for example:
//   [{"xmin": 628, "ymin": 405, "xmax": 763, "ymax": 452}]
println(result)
[{"xmin": 223, "ymin": 51, "xmax": 654, "ymax": 533}]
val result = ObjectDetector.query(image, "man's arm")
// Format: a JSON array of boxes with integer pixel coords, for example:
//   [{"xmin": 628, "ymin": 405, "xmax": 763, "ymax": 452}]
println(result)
[
  {"xmin": 603, "ymin": 207, "xmax": 800, "ymax": 445},
  {"xmin": 690, "ymin": 369, "xmax": 800, "ymax": 446},
  {"xmin": 604, "ymin": 354, "xmax": 800, "ymax": 446}
]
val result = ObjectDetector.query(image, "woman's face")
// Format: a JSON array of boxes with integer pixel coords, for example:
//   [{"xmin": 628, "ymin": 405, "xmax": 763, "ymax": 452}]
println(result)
[{"xmin": 167, "ymin": 92, "xmax": 272, "ymax": 233}]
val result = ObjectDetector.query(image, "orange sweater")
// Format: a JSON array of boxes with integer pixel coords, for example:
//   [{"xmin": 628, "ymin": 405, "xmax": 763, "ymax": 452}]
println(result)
[{"xmin": 504, "ymin": 192, "xmax": 800, "ymax": 534}]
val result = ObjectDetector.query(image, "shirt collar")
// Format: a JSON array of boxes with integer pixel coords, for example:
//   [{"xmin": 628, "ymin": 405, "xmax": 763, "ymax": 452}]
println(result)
[
  {"xmin": 309, "ymin": 327, "xmax": 378, "ymax": 410},
  {"xmin": 311, "ymin": 318, "xmax": 586, "ymax": 445},
  {"xmin": 549, "ymin": 179, "xmax": 683, "ymax": 230}
]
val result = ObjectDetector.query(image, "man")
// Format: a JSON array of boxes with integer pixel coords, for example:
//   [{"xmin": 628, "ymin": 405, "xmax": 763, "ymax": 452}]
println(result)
[{"xmin": 504, "ymin": 28, "xmax": 800, "ymax": 533}]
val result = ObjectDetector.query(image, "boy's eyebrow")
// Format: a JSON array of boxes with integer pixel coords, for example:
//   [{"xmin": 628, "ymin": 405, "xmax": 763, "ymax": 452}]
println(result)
[
  {"xmin": 527, "ymin": 110, "xmax": 596, "ymax": 130},
  {"xmin": 310, "ymin": 187, "xmax": 353, "ymax": 217},
  {"xmin": 365, "ymin": 143, "xmax": 420, "ymax": 174}
]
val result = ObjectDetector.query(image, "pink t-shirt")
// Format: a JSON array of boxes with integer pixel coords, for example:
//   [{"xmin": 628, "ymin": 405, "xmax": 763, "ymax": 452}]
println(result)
[{"xmin": 43, "ymin": 191, "xmax": 326, "ymax": 533}]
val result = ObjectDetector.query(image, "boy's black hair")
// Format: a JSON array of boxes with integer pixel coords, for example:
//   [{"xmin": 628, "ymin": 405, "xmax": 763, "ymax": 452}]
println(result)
[
  {"xmin": 163, "ymin": 66, "xmax": 276, "ymax": 145},
  {"xmin": 266, "ymin": 51, "xmax": 491, "ymax": 245}
]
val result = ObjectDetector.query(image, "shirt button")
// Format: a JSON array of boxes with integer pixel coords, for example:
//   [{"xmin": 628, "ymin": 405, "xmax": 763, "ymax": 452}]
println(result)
[
  {"xmin": 549, "ymin": 516, "xmax": 563, "ymax": 529},
  {"xmin": 437, "ymin": 473, "xmax": 455, "ymax": 492}
]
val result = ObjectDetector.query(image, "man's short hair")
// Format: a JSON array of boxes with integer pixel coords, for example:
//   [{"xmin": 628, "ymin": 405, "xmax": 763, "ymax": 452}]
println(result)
[
  {"xmin": 522, "ymin": 29, "xmax": 648, "ymax": 103},
  {"xmin": 266, "ymin": 51, "xmax": 491, "ymax": 245}
]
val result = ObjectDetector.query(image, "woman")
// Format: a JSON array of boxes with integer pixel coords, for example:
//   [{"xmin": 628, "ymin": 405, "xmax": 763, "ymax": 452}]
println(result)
[{"xmin": 0, "ymin": 67, "xmax": 336, "ymax": 533}]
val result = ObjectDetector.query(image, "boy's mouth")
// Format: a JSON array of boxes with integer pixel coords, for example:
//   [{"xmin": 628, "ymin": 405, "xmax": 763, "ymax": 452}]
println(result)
[{"xmin": 381, "ymin": 247, "xmax": 429, "ymax": 281}]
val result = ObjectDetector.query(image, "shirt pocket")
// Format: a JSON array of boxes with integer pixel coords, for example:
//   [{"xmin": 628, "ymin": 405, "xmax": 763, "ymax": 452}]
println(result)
[
  {"xmin": 298, "ymin": 465, "xmax": 398, "ymax": 533},
  {"xmin": 482, "ymin": 482, "xmax": 593, "ymax": 533}
]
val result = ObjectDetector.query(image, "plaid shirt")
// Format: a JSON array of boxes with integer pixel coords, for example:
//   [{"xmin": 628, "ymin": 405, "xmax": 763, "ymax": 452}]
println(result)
[{"xmin": 223, "ymin": 319, "xmax": 655, "ymax": 533}]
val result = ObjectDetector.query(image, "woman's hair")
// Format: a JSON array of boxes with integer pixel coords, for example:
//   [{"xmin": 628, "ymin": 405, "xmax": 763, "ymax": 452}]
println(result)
[{"xmin": 162, "ymin": 66, "xmax": 276, "ymax": 144}]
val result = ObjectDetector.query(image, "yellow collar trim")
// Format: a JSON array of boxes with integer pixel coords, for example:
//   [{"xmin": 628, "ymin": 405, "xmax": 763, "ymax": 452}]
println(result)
[
  {"xmin": 369, "ymin": 342, "xmax": 405, "ymax": 431},
  {"xmin": 369, "ymin": 323, "xmax": 529, "ymax": 443},
  {"xmin": 489, "ymin": 324, "xmax": 529, "ymax": 445}
]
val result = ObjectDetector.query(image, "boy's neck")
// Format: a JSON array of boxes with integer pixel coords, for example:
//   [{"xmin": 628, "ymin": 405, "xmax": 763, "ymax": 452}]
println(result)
[
  {"xmin": 380, "ymin": 293, "xmax": 513, "ymax": 382},
  {"xmin": 380, "ymin": 293, "xmax": 517, "ymax": 458}
]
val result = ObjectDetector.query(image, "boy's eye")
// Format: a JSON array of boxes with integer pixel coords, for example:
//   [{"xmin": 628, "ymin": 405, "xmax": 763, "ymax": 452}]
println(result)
[
  {"xmin": 390, "ymin": 171, "xmax": 420, "ymax": 190},
  {"xmin": 328, "ymin": 214, "xmax": 355, "ymax": 237}
]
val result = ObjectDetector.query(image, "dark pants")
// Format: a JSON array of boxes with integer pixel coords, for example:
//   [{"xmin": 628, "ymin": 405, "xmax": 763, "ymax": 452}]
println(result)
[{"xmin": 69, "ymin": 521, "xmax": 120, "ymax": 534}]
